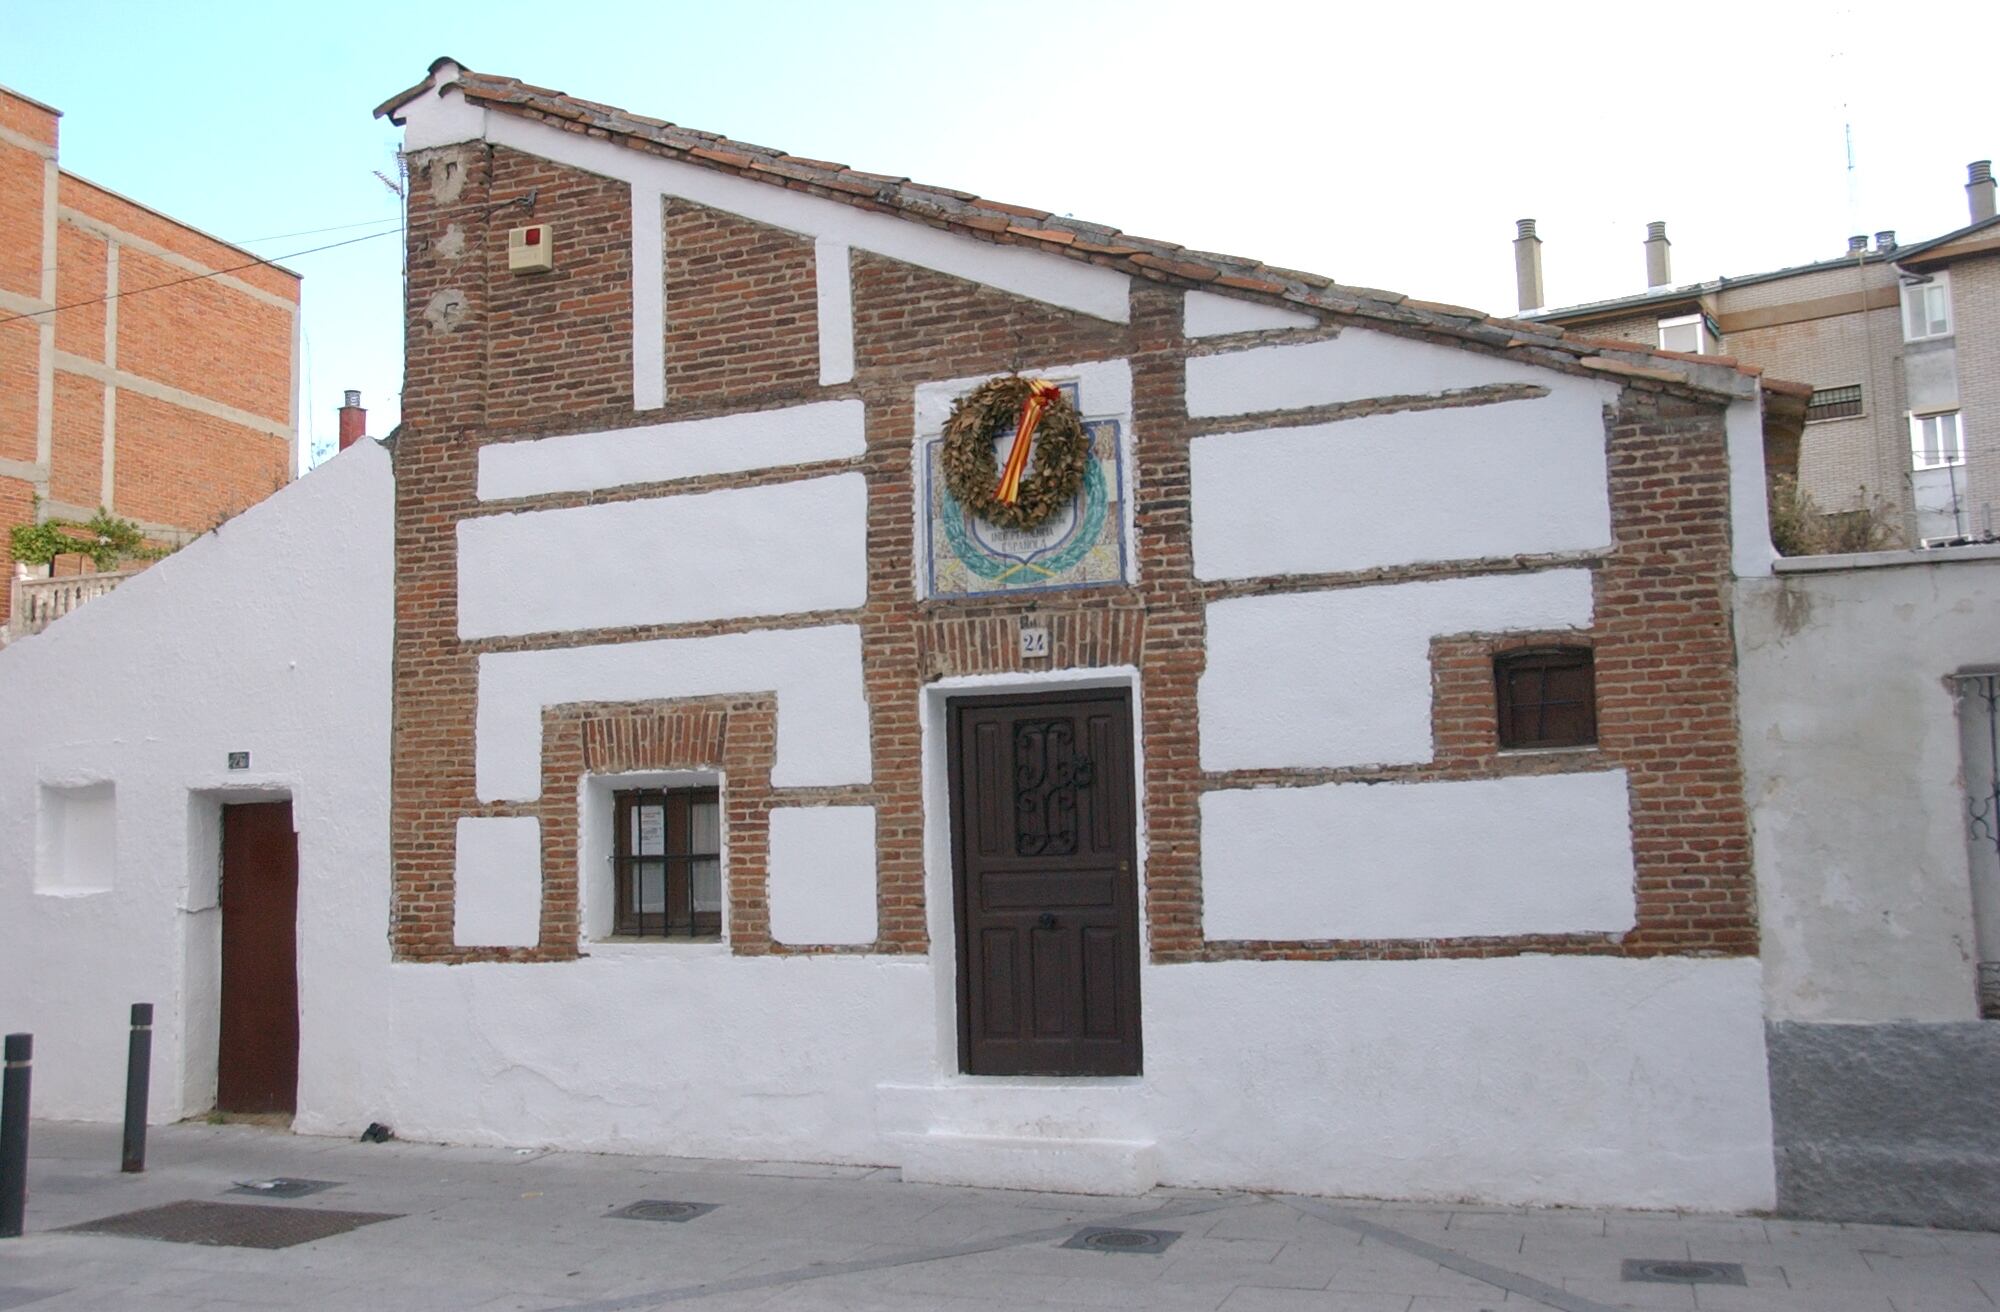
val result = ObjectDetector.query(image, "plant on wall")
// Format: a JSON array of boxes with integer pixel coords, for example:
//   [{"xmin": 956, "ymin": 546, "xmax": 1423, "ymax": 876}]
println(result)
[{"xmin": 8, "ymin": 505, "xmax": 170, "ymax": 572}]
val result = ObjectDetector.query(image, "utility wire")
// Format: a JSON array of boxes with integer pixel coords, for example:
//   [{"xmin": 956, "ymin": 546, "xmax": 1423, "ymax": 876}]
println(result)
[
  {"xmin": 232, "ymin": 215, "xmax": 407, "ymax": 244},
  {"xmin": 0, "ymin": 226, "xmax": 403, "ymax": 327}
]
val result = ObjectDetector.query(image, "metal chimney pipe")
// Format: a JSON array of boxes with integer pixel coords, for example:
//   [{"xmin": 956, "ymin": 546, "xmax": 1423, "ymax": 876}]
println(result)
[
  {"xmin": 1644, "ymin": 221, "xmax": 1672, "ymax": 288},
  {"xmin": 1847, "ymin": 235, "xmax": 1869, "ymax": 255},
  {"xmin": 1513, "ymin": 219, "xmax": 1544, "ymax": 313},
  {"xmin": 1970, "ymin": 160, "xmax": 1996, "ymax": 224},
  {"xmin": 1875, "ymin": 230, "xmax": 1898, "ymax": 253}
]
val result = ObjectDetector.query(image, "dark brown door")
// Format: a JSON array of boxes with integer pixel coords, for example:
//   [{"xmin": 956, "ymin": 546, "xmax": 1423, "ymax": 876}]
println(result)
[
  {"xmin": 218, "ymin": 801, "xmax": 299, "ymax": 1114},
  {"xmin": 948, "ymin": 690, "xmax": 1140, "ymax": 1076}
]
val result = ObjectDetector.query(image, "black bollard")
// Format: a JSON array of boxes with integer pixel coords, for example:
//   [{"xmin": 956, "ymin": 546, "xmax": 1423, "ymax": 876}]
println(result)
[
  {"xmin": 1, "ymin": 1033, "xmax": 29, "ymax": 1238},
  {"xmin": 121, "ymin": 1004, "xmax": 151, "ymax": 1174}
]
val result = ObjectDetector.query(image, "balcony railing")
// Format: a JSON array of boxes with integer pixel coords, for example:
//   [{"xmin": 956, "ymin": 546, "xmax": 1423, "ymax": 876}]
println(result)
[{"xmin": 6, "ymin": 564, "xmax": 139, "ymax": 641}]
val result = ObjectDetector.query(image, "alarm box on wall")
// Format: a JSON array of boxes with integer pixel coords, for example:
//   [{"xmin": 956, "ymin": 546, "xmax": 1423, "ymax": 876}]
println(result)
[{"xmin": 508, "ymin": 224, "xmax": 553, "ymax": 274}]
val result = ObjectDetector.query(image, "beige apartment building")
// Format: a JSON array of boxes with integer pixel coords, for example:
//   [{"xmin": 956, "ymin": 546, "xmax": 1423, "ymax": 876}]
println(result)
[{"xmin": 1520, "ymin": 162, "xmax": 1998, "ymax": 545}]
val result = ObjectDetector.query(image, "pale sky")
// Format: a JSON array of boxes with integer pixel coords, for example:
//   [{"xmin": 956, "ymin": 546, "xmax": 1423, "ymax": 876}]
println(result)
[{"xmin": 5, "ymin": 0, "xmax": 1994, "ymax": 466}]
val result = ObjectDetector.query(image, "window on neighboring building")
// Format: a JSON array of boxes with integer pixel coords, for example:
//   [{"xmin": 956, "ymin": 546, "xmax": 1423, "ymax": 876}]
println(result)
[
  {"xmin": 1806, "ymin": 384, "xmax": 1864, "ymax": 422},
  {"xmin": 1657, "ymin": 313, "xmax": 1710, "ymax": 354},
  {"xmin": 1911, "ymin": 411, "xmax": 1966, "ymax": 470},
  {"xmin": 1495, "ymin": 648, "xmax": 1597, "ymax": 750},
  {"xmin": 612, "ymin": 786, "xmax": 722, "ymax": 938},
  {"xmin": 1902, "ymin": 275, "xmax": 1952, "ymax": 341}
]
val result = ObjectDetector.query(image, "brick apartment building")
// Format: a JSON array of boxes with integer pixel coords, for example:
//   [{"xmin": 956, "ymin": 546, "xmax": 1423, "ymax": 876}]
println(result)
[
  {"xmin": 1516, "ymin": 162, "xmax": 1999, "ymax": 545},
  {"xmin": 0, "ymin": 84, "xmax": 300, "ymax": 625}
]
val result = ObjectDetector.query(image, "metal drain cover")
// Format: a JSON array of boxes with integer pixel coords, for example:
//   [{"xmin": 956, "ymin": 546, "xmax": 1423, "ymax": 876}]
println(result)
[
  {"xmin": 228, "ymin": 1178, "xmax": 340, "ymax": 1199},
  {"xmin": 60, "ymin": 1200, "xmax": 399, "ymax": 1249},
  {"xmin": 608, "ymin": 1199, "xmax": 718, "ymax": 1224},
  {"xmin": 1062, "ymin": 1225, "xmax": 1180, "ymax": 1255},
  {"xmin": 1622, "ymin": 1258, "xmax": 1747, "ymax": 1286}
]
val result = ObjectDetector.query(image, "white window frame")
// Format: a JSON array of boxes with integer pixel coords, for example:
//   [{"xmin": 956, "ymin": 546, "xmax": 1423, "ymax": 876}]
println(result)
[
  {"xmin": 1657, "ymin": 312, "xmax": 1710, "ymax": 355},
  {"xmin": 1902, "ymin": 273, "xmax": 1953, "ymax": 341},
  {"xmin": 578, "ymin": 768, "xmax": 728, "ymax": 945},
  {"xmin": 1910, "ymin": 410, "xmax": 1965, "ymax": 470}
]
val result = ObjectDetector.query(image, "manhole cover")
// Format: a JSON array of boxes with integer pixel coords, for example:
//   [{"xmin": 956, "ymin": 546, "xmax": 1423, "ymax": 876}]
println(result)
[
  {"xmin": 228, "ymin": 1178, "xmax": 340, "ymax": 1199},
  {"xmin": 59, "ymin": 1200, "xmax": 400, "ymax": 1249},
  {"xmin": 1061, "ymin": 1226, "xmax": 1180, "ymax": 1255},
  {"xmin": 1621, "ymin": 1258, "xmax": 1747, "ymax": 1286},
  {"xmin": 608, "ymin": 1199, "xmax": 718, "ymax": 1224}
]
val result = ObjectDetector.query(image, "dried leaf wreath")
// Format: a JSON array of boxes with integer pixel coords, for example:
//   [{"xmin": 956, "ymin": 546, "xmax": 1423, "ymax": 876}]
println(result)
[{"xmin": 939, "ymin": 376, "xmax": 1089, "ymax": 532}]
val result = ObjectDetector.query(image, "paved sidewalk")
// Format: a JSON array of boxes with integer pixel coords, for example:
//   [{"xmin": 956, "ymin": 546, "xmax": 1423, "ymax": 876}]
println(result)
[{"xmin": 1, "ymin": 1123, "xmax": 1996, "ymax": 1311}]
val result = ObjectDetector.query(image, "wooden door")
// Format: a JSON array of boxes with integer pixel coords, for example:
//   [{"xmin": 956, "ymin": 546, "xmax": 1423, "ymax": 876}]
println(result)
[
  {"xmin": 948, "ymin": 690, "xmax": 1140, "ymax": 1076},
  {"xmin": 218, "ymin": 801, "xmax": 299, "ymax": 1114}
]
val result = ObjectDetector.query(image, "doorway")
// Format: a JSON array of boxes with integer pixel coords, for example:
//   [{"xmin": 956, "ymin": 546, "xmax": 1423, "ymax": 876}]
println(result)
[
  {"xmin": 217, "ymin": 800, "xmax": 299, "ymax": 1114},
  {"xmin": 947, "ymin": 689, "xmax": 1141, "ymax": 1076}
]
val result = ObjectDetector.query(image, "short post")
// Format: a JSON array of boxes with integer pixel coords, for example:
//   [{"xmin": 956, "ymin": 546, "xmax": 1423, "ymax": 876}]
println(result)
[
  {"xmin": 1, "ymin": 1033, "xmax": 30, "ymax": 1238},
  {"xmin": 121, "ymin": 1004, "xmax": 151, "ymax": 1174}
]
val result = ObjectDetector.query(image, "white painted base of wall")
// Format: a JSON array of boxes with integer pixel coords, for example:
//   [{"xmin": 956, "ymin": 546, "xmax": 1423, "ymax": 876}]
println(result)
[{"xmin": 891, "ymin": 1131, "xmax": 1159, "ymax": 1196}]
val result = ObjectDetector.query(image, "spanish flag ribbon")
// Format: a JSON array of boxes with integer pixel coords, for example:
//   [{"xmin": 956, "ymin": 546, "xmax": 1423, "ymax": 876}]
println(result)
[{"xmin": 995, "ymin": 380, "xmax": 1063, "ymax": 506}]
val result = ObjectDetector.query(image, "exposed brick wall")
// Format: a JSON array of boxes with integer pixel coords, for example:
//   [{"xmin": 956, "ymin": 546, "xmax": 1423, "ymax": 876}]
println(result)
[
  {"xmin": 48, "ymin": 371, "xmax": 101, "ymax": 505},
  {"xmin": 483, "ymin": 147, "xmax": 633, "ymax": 429},
  {"xmin": 0, "ymin": 141, "xmax": 46, "ymax": 300},
  {"xmin": 112, "ymin": 392, "xmax": 287, "ymax": 529},
  {"xmin": 663, "ymin": 201, "xmax": 817, "ymax": 403},
  {"xmin": 391, "ymin": 132, "xmax": 1759, "ymax": 972},
  {"xmin": 533, "ymin": 696, "xmax": 780, "ymax": 961},
  {"xmin": 113, "ymin": 246, "xmax": 293, "ymax": 424},
  {"xmin": 0, "ymin": 88, "xmax": 298, "ymax": 625},
  {"xmin": 0, "ymin": 319, "xmax": 36, "ymax": 464},
  {"xmin": 52, "ymin": 223, "xmax": 105, "ymax": 360}
]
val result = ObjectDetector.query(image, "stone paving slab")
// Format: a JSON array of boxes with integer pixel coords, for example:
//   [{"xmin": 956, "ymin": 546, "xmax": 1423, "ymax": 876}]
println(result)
[{"xmin": 4, "ymin": 1122, "xmax": 2000, "ymax": 1311}]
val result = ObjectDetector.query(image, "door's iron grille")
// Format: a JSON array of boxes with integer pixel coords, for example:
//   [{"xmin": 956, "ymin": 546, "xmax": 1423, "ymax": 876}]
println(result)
[{"xmin": 1014, "ymin": 718, "xmax": 1092, "ymax": 857}]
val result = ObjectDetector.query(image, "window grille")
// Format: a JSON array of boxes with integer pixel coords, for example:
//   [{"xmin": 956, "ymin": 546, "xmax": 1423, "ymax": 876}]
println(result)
[{"xmin": 1806, "ymin": 385, "xmax": 1863, "ymax": 422}]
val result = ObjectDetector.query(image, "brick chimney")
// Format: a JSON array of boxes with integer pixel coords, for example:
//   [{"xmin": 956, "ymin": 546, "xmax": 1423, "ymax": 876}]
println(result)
[
  {"xmin": 1970, "ymin": 160, "xmax": 1996, "ymax": 224},
  {"xmin": 1513, "ymin": 219, "xmax": 1544, "ymax": 314},
  {"xmin": 1644, "ymin": 221, "xmax": 1671, "ymax": 288},
  {"xmin": 337, "ymin": 389, "xmax": 367, "ymax": 452}
]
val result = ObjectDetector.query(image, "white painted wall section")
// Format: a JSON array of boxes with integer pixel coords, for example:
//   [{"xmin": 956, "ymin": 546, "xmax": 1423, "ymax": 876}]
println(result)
[
  {"xmin": 477, "ymin": 398, "xmax": 866, "ymax": 501},
  {"xmin": 391, "ymin": 63, "xmax": 490, "ymax": 150},
  {"xmin": 815, "ymin": 238, "xmax": 854, "ymax": 386},
  {"xmin": 1738, "ymin": 554, "xmax": 2000, "ymax": 1021},
  {"xmin": 1728, "ymin": 396, "xmax": 1777, "ymax": 578},
  {"xmin": 631, "ymin": 189, "xmax": 665, "ymax": 411},
  {"xmin": 1191, "ymin": 386, "xmax": 1615, "ymax": 579},
  {"xmin": 458, "ymin": 474, "xmax": 867, "ymax": 638},
  {"xmin": 1203, "ymin": 771, "xmax": 1637, "ymax": 940},
  {"xmin": 453, "ymin": 816, "xmax": 543, "ymax": 948},
  {"xmin": 1183, "ymin": 289, "xmax": 1315, "ymax": 338},
  {"xmin": 767, "ymin": 806, "xmax": 878, "ymax": 946},
  {"xmin": 0, "ymin": 441, "xmax": 393, "ymax": 1122},
  {"xmin": 1200, "ymin": 570, "xmax": 1594, "ymax": 770},
  {"xmin": 476, "ymin": 625, "xmax": 871, "ymax": 801},
  {"xmin": 1186, "ymin": 329, "xmax": 1559, "ymax": 418}
]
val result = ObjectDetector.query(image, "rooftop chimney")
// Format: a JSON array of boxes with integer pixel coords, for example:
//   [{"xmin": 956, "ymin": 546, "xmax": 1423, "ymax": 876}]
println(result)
[
  {"xmin": 338, "ymin": 389, "xmax": 367, "ymax": 452},
  {"xmin": 1513, "ymin": 218, "xmax": 1544, "ymax": 313},
  {"xmin": 1874, "ymin": 230, "xmax": 1897, "ymax": 253},
  {"xmin": 1847, "ymin": 234, "xmax": 1869, "ymax": 255},
  {"xmin": 1644, "ymin": 221, "xmax": 1672, "ymax": 288},
  {"xmin": 1970, "ymin": 160, "xmax": 1996, "ymax": 223}
]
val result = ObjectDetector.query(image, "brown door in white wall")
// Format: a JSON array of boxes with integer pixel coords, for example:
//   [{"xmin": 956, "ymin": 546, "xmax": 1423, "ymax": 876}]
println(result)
[
  {"xmin": 948, "ymin": 690, "xmax": 1141, "ymax": 1076},
  {"xmin": 217, "ymin": 800, "xmax": 300, "ymax": 1114}
]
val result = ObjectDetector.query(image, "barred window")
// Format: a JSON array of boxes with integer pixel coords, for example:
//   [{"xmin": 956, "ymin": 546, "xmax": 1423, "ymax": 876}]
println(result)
[
  {"xmin": 1495, "ymin": 648, "xmax": 1597, "ymax": 750},
  {"xmin": 612, "ymin": 787, "xmax": 722, "ymax": 938},
  {"xmin": 1806, "ymin": 384, "xmax": 1863, "ymax": 422}
]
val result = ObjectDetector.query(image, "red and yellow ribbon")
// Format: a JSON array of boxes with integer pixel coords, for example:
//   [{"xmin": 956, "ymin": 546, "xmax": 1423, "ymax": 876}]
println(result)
[{"xmin": 994, "ymin": 379, "xmax": 1063, "ymax": 506}]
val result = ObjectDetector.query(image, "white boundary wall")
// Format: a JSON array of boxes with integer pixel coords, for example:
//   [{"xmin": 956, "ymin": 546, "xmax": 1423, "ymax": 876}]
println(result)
[{"xmin": 1739, "ymin": 549, "xmax": 2000, "ymax": 1022}]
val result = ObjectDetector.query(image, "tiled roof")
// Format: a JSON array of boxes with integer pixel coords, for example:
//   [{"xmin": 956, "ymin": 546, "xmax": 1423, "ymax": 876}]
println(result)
[{"xmin": 377, "ymin": 59, "xmax": 1789, "ymax": 401}]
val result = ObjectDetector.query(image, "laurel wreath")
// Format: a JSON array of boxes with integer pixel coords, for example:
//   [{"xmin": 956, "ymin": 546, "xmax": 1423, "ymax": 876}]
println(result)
[{"xmin": 939, "ymin": 376, "xmax": 1089, "ymax": 532}]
